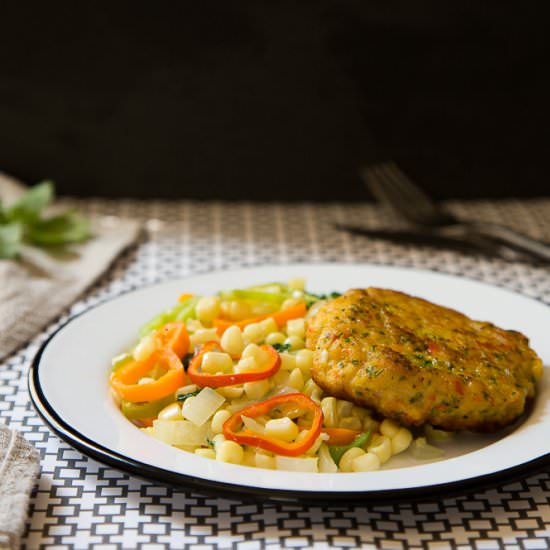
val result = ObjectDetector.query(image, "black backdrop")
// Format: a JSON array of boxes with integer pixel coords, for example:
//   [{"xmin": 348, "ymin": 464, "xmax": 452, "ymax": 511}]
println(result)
[{"xmin": 1, "ymin": 2, "xmax": 549, "ymax": 200}]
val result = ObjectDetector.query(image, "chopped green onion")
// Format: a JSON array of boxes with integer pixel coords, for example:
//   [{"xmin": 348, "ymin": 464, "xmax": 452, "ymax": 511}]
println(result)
[{"xmin": 139, "ymin": 297, "xmax": 198, "ymax": 337}]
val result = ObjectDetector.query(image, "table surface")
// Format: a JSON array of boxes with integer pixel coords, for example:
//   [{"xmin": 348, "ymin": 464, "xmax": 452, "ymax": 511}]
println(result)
[{"xmin": 3, "ymin": 198, "xmax": 550, "ymax": 550}]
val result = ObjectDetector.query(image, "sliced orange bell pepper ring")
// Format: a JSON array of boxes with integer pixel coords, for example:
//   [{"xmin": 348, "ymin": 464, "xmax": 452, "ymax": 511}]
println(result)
[
  {"xmin": 110, "ymin": 348, "xmax": 185, "ymax": 402},
  {"xmin": 154, "ymin": 321, "xmax": 190, "ymax": 359},
  {"xmin": 188, "ymin": 341, "xmax": 281, "ymax": 388},
  {"xmin": 213, "ymin": 302, "xmax": 307, "ymax": 335},
  {"xmin": 223, "ymin": 393, "xmax": 323, "ymax": 457}
]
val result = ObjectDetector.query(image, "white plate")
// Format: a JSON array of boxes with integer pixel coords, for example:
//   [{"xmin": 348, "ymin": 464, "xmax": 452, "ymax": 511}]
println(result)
[{"xmin": 29, "ymin": 263, "xmax": 550, "ymax": 502}]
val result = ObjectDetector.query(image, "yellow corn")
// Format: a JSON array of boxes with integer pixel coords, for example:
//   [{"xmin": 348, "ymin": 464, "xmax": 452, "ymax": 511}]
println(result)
[
  {"xmin": 211, "ymin": 409, "xmax": 232, "ymax": 434},
  {"xmin": 196, "ymin": 296, "xmax": 221, "ymax": 324},
  {"xmin": 392, "ymin": 427, "xmax": 413, "ymax": 455},
  {"xmin": 265, "ymin": 332, "xmax": 286, "ymax": 346},
  {"xmin": 321, "ymin": 397, "xmax": 337, "ymax": 428},
  {"xmin": 287, "ymin": 368, "xmax": 304, "ymax": 391},
  {"xmin": 352, "ymin": 451, "xmax": 381, "ymax": 472},
  {"xmin": 220, "ymin": 325, "xmax": 245, "ymax": 357},
  {"xmin": 201, "ymin": 351, "xmax": 233, "ymax": 374},
  {"xmin": 339, "ymin": 447, "xmax": 365, "ymax": 472},
  {"xmin": 286, "ymin": 318, "xmax": 305, "ymax": 339},
  {"xmin": 243, "ymin": 379, "xmax": 270, "ymax": 400},
  {"xmin": 216, "ymin": 440, "xmax": 244, "ymax": 464},
  {"xmin": 265, "ymin": 417, "xmax": 299, "ymax": 442}
]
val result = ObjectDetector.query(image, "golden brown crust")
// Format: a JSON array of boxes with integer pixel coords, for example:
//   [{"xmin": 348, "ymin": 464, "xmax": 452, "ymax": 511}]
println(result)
[{"xmin": 306, "ymin": 288, "xmax": 542, "ymax": 432}]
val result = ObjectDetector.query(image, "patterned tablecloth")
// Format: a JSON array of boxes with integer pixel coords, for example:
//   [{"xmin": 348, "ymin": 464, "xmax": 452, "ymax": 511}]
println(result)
[{"xmin": 3, "ymin": 198, "xmax": 550, "ymax": 549}]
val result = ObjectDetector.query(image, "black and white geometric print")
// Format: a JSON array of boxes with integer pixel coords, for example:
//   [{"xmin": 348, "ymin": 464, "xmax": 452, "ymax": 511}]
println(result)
[{"xmin": 2, "ymin": 199, "xmax": 550, "ymax": 549}]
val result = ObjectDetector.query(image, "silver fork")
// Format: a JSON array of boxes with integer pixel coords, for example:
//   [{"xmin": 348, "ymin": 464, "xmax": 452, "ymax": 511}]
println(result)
[{"xmin": 363, "ymin": 162, "xmax": 550, "ymax": 263}]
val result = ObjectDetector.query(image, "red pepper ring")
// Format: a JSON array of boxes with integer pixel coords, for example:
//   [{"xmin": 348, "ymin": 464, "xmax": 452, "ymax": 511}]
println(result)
[
  {"xmin": 223, "ymin": 393, "xmax": 324, "ymax": 457},
  {"xmin": 188, "ymin": 341, "xmax": 281, "ymax": 388}
]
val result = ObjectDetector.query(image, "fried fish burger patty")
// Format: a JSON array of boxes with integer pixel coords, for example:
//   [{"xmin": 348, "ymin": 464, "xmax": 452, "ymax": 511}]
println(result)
[{"xmin": 306, "ymin": 288, "xmax": 542, "ymax": 432}]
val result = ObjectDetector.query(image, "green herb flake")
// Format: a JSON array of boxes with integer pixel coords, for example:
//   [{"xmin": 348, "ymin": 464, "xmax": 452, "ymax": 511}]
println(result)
[{"xmin": 271, "ymin": 343, "xmax": 292, "ymax": 353}]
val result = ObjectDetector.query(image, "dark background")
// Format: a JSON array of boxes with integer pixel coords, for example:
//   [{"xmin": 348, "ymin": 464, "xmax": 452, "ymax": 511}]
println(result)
[{"xmin": 0, "ymin": 2, "xmax": 548, "ymax": 201}]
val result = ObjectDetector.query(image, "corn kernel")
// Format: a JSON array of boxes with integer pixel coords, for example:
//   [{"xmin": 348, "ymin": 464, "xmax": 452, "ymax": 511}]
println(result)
[
  {"xmin": 216, "ymin": 440, "xmax": 244, "ymax": 464},
  {"xmin": 368, "ymin": 435, "xmax": 392, "ymax": 464},
  {"xmin": 228, "ymin": 300, "xmax": 251, "ymax": 321},
  {"xmin": 321, "ymin": 397, "xmax": 337, "ymax": 428},
  {"xmin": 196, "ymin": 296, "xmax": 221, "ymax": 324},
  {"xmin": 211, "ymin": 433, "xmax": 226, "ymax": 448},
  {"xmin": 157, "ymin": 402, "xmax": 182, "ymax": 421},
  {"xmin": 201, "ymin": 351, "xmax": 233, "ymax": 374},
  {"xmin": 392, "ymin": 427, "xmax": 413, "ymax": 455},
  {"xmin": 265, "ymin": 331, "xmax": 286, "ymax": 346},
  {"xmin": 220, "ymin": 325, "xmax": 245, "ymax": 357},
  {"xmin": 280, "ymin": 353, "xmax": 296, "ymax": 371},
  {"xmin": 195, "ymin": 448, "xmax": 216, "ymax": 460},
  {"xmin": 310, "ymin": 387, "xmax": 323, "ymax": 404},
  {"xmin": 189, "ymin": 328, "xmax": 219, "ymax": 348},
  {"xmin": 380, "ymin": 419, "xmax": 400, "ymax": 438},
  {"xmin": 242, "ymin": 343, "xmax": 269, "ymax": 366},
  {"xmin": 286, "ymin": 318, "xmax": 305, "ymax": 339},
  {"xmin": 243, "ymin": 379, "xmax": 270, "ymax": 400},
  {"xmin": 285, "ymin": 335, "xmax": 304, "ymax": 351},
  {"xmin": 272, "ymin": 369, "xmax": 290, "ymax": 387},
  {"xmin": 336, "ymin": 400, "xmax": 354, "ymax": 419},
  {"xmin": 339, "ymin": 447, "xmax": 365, "ymax": 472},
  {"xmin": 295, "ymin": 349, "xmax": 314, "ymax": 375},
  {"xmin": 216, "ymin": 385, "xmax": 244, "ymax": 400},
  {"xmin": 265, "ymin": 417, "xmax": 299, "ymax": 442},
  {"xmin": 287, "ymin": 367, "xmax": 304, "ymax": 391},
  {"xmin": 235, "ymin": 357, "xmax": 258, "ymax": 373},
  {"xmin": 302, "ymin": 378, "xmax": 321, "ymax": 397},
  {"xmin": 211, "ymin": 409, "xmax": 232, "ymax": 434},
  {"xmin": 352, "ymin": 451, "xmax": 381, "ymax": 472},
  {"xmin": 259, "ymin": 318, "xmax": 278, "ymax": 335},
  {"xmin": 243, "ymin": 323, "xmax": 266, "ymax": 345}
]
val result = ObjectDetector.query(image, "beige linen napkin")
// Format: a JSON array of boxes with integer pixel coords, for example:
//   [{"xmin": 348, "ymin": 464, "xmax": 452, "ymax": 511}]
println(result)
[
  {"xmin": 0, "ymin": 173, "xmax": 141, "ymax": 360},
  {"xmin": 0, "ymin": 423, "xmax": 40, "ymax": 550}
]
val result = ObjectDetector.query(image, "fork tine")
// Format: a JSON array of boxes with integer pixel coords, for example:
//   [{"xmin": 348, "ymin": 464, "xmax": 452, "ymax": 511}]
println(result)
[
  {"xmin": 364, "ymin": 165, "xmax": 407, "ymax": 209},
  {"xmin": 363, "ymin": 164, "xmax": 426, "ymax": 221},
  {"xmin": 363, "ymin": 162, "xmax": 455, "ymax": 226},
  {"xmin": 380, "ymin": 163, "xmax": 439, "ymax": 213}
]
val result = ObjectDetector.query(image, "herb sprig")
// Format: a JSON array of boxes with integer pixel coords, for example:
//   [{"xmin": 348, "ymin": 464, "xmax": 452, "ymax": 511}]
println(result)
[{"xmin": 0, "ymin": 181, "xmax": 91, "ymax": 259}]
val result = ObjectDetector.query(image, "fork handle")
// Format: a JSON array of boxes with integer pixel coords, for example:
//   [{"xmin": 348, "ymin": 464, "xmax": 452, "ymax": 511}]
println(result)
[{"xmin": 466, "ymin": 223, "xmax": 550, "ymax": 263}]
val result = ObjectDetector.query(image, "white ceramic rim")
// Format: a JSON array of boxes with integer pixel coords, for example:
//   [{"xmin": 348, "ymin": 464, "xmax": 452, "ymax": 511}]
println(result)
[{"xmin": 29, "ymin": 263, "xmax": 550, "ymax": 500}]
